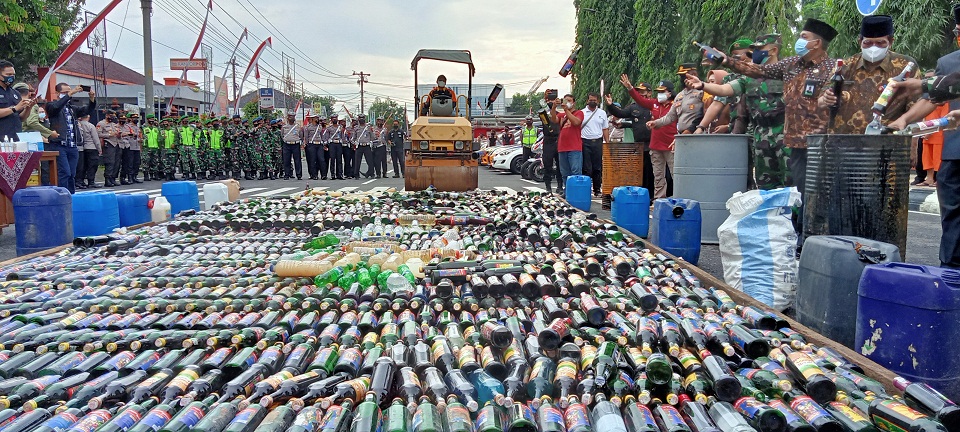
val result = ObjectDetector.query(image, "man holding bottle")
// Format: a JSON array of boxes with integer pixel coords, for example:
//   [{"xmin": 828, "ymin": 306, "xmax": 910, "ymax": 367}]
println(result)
[{"xmin": 817, "ymin": 15, "xmax": 918, "ymax": 134}]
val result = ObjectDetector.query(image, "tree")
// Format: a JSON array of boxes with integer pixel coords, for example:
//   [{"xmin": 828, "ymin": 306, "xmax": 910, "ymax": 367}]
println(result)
[
  {"xmin": 507, "ymin": 92, "xmax": 545, "ymax": 115},
  {"xmin": 0, "ymin": 0, "xmax": 85, "ymax": 81},
  {"xmin": 573, "ymin": 0, "xmax": 640, "ymax": 104},
  {"xmin": 367, "ymin": 97, "xmax": 402, "ymax": 121},
  {"xmin": 242, "ymin": 99, "xmax": 279, "ymax": 122}
]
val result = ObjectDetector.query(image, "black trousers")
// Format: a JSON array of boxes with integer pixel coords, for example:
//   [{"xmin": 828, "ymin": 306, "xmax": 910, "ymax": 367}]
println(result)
[
  {"xmin": 75, "ymin": 150, "xmax": 86, "ymax": 184},
  {"xmin": 522, "ymin": 146, "xmax": 532, "ymax": 162},
  {"xmin": 124, "ymin": 149, "xmax": 141, "ymax": 181},
  {"xmin": 343, "ymin": 146, "xmax": 355, "ymax": 177},
  {"xmin": 282, "ymin": 143, "xmax": 303, "ymax": 179},
  {"xmin": 641, "ymin": 147, "xmax": 656, "ymax": 199},
  {"xmin": 320, "ymin": 146, "xmax": 330, "ymax": 178},
  {"xmin": 582, "ymin": 138, "xmax": 603, "ymax": 194},
  {"xmin": 81, "ymin": 149, "xmax": 99, "ymax": 184},
  {"xmin": 305, "ymin": 144, "xmax": 324, "ymax": 178},
  {"xmin": 788, "ymin": 147, "xmax": 808, "ymax": 246},
  {"xmin": 390, "ymin": 146, "xmax": 405, "ymax": 176},
  {"xmin": 916, "ymin": 138, "xmax": 927, "ymax": 182},
  {"xmin": 328, "ymin": 143, "xmax": 344, "ymax": 178},
  {"xmin": 373, "ymin": 146, "xmax": 387, "ymax": 177},
  {"xmin": 119, "ymin": 148, "xmax": 131, "ymax": 179},
  {"xmin": 103, "ymin": 144, "xmax": 122, "ymax": 182},
  {"xmin": 353, "ymin": 145, "xmax": 373, "ymax": 178},
  {"xmin": 939, "ymin": 159, "xmax": 960, "ymax": 268},
  {"xmin": 542, "ymin": 140, "xmax": 560, "ymax": 189}
]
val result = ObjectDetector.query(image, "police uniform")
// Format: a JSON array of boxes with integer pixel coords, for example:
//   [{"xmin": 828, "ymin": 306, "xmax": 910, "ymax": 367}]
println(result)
[
  {"xmin": 281, "ymin": 115, "xmax": 304, "ymax": 180},
  {"xmin": 120, "ymin": 114, "xmax": 143, "ymax": 184},
  {"xmin": 343, "ymin": 121, "xmax": 356, "ymax": 178},
  {"xmin": 373, "ymin": 120, "xmax": 388, "ymax": 177},
  {"xmin": 324, "ymin": 119, "xmax": 345, "ymax": 179},
  {"xmin": 387, "ymin": 123, "xmax": 405, "ymax": 177},
  {"xmin": 303, "ymin": 116, "xmax": 325, "ymax": 180},
  {"xmin": 352, "ymin": 116, "xmax": 375, "ymax": 178},
  {"xmin": 97, "ymin": 114, "xmax": 122, "ymax": 187},
  {"xmin": 521, "ymin": 118, "xmax": 538, "ymax": 162}
]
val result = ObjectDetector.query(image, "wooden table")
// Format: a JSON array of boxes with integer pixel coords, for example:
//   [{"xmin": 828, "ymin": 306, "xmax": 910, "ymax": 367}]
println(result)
[{"xmin": 0, "ymin": 151, "xmax": 60, "ymax": 228}]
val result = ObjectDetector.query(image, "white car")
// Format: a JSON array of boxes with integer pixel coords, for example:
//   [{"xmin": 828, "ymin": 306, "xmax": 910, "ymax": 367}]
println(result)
[{"xmin": 492, "ymin": 145, "xmax": 527, "ymax": 174}]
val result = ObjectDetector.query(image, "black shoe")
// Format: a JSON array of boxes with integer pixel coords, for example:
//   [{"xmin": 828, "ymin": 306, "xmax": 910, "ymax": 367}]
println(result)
[
  {"xmin": 393, "ymin": 174, "xmax": 400, "ymax": 178},
  {"xmin": 310, "ymin": 176, "xmax": 319, "ymax": 180},
  {"xmin": 133, "ymin": 178, "xmax": 143, "ymax": 184},
  {"xmin": 77, "ymin": 184, "xmax": 87, "ymax": 190},
  {"xmin": 120, "ymin": 179, "xmax": 132, "ymax": 185},
  {"xmin": 297, "ymin": 177, "xmax": 302, "ymax": 180}
]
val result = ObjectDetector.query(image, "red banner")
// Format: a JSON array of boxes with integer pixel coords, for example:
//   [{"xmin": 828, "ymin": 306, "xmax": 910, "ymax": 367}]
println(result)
[{"xmin": 37, "ymin": 0, "xmax": 124, "ymax": 99}]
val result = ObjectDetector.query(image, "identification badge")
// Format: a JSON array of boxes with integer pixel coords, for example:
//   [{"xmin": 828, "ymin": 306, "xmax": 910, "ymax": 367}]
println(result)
[{"xmin": 803, "ymin": 79, "xmax": 819, "ymax": 98}]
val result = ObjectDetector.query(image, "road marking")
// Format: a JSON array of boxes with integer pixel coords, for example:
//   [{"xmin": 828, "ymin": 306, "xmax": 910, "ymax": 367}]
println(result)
[
  {"xmin": 521, "ymin": 179, "xmax": 539, "ymax": 185},
  {"xmin": 305, "ymin": 186, "xmax": 329, "ymax": 191},
  {"xmin": 239, "ymin": 187, "xmax": 268, "ymax": 195},
  {"xmin": 524, "ymin": 186, "xmax": 546, "ymax": 193},
  {"xmin": 337, "ymin": 186, "xmax": 358, "ymax": 193},
  {"xmin": 253, "ymin": 187, "xmax": 298, "ymax": 197},
  {"xmin": 362, "ymin": 179, "xmax": 376, "ymax": 185},
  {"xmin": 494, "ymin": 186, "xmax": 516, "ymax": 194}
]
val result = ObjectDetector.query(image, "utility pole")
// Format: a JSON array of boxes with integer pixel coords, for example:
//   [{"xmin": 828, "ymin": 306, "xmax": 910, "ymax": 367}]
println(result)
[
  {"xmin": 141, "ymin": 0, "xmax": 155, "ymax": 116},
  {"xmin": 230, "ymin": 58, "xmax": 237, "ymax": 110},
  {"xmin": 352, "ymin": 71, "xmax": 370, "ymax": 114}
]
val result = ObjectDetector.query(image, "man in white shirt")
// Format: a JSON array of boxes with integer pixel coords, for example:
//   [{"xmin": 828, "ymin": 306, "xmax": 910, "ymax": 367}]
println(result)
[{"xmin": 580, "ymin": 92, "xmax": 610, "ymax": 197}]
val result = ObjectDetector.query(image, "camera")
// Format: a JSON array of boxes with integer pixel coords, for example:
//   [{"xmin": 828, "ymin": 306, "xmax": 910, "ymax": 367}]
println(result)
[{"xmin": 545, "ymin": 89, "xmax": 558, "ymax": 101}]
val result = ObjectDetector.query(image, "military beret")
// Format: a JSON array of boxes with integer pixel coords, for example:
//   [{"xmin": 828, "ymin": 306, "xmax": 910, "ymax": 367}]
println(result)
[
  {"xmin": 232, "ymin": 114, "xmax": 241, "ymax": 119},
  {"xmin": 730, "ymin": 38, "xmax": 754, "ymax": 52},
  {"xmin": 145, "ymin": 114, "xmax": 156, "ymax": 119},
  {"xmin": 751, "ymin": 34, "xmax": 783, "ymax": 47}
]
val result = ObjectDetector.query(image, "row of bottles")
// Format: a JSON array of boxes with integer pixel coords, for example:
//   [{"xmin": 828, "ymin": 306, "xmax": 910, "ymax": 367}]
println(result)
[{"xmin": 0, "ymin": 190, "xmax": 953, "ymax": 432}]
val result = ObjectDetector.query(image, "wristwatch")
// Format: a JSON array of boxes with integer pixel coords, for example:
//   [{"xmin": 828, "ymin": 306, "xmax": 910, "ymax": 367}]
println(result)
[
  {"xmin": 695, "ymin": 125, "xmax": 706, "ymax": 131},
  {"xmin": 10, "ymin": 106, "xmax": 19, "ymax": 115}
]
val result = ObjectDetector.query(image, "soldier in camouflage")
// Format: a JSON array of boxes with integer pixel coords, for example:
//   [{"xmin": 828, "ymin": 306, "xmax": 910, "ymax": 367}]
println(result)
[
  {"xmin": 141, "ymin": 115, "xmax": 162, "ymax": 181},
  {"xmin": 271, "ymin": 120, "xmax": 284, "ymax": 178},
  {"xmin": 160, "ymin": 117, "xmax": 179, "ymax": 181},
  {"xmin": 687, "ymin": 34, "xmax": 789, "ymax": 190},
  {"xmin": 177, "ymin": 116, "xmax": 200, "ymax": 179},
  {"xmin": 204, "ymin": 118, "xmax": 226, "ymax": 180}
]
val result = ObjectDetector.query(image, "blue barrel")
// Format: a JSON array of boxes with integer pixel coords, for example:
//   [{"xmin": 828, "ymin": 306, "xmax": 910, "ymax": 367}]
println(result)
[
  {"xmin": 12, "ymin": 186, "xmax": 73, "ymax": 256},
  {"xmin": 161, "ymin": 181, "xmax": 200, "ymax": 217},
  {"xmin": 72, "ymin": 191, "xmax": 120, "ymax": 237},
  {"xmin": 565, "ymin": 175, "xmax": 592, "ymax": 212},
  {"xmin": 856, "ymin": 263, "xmax": 960, "ymax": 400},
  {"xmin": 611, "ymin": 186, "xmax": 650, "ymax": 238},
  {"xmin": 117, "ymin": 193, "xmax": 151, "ymax": 227},
  {"xmin": 650, "ymin": 198, "xmax": 702, "ymax": 264}
]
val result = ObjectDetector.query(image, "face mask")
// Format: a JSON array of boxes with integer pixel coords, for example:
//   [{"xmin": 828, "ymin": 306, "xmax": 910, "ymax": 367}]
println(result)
[
  {"xmin": 2, "ymin": 75, "xmax": 14, "ymax": 85},
  {"xmin": 38, "ymin": 112, "xmax": 46, "ymax": 121},
  {"xmin": 565, "ymin": 102, "xmax": 575, "ymax": 109},
  {"xmin": 794, "ymin": 38, "xmax": 811, "ymax": 57},
  {"xmin": 657, "ymin": 93, "xmax": 669, "ymax": 103},
  {"xmin": 861, "ymin": 46, "xmax": 888, "ymax": 63},
  {"xmin": 752, "ymin": 49, "xmax": 770, "ymax": 64},
  {"xmin": 438, "ymin": 81, "xmax": 446, "ymax": 87},
  {"xmin": 59, "ymin": 93, "xmax": 69, "ymax": 99},
  {"xmin": 587, "ymin": 101, "xmax": 598, "ymax": 109}
]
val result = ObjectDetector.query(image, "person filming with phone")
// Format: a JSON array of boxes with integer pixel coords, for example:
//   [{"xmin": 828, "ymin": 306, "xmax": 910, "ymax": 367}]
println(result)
[{"xmin": 46, "ymin": 82, "xmax": 97, "ymax": 193}]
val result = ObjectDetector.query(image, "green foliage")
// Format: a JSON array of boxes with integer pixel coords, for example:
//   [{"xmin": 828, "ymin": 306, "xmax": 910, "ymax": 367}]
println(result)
[
  {"xmin": 821, "ymin": 0, "xmax": 955, "ymax": 70},
  {"xmin": 572, "ymin": 0, "xmax": 639, "ymax": 104},
  {"xmin": 633, "ymin": 0, "xmax": 680, "ymax": 96},
  {"xmin": 242, "ymin": 99, "xmax": 279, "ymax": 122},
  {"xmin": 507, "ymin": 92, "xmax": 545, "ymax": 115},
  {"xmin": 0, "ymin": 0, "xmax": 85, "ymax": 81},
  {"xmin": 367, "ymin": 97, "xmax": 402, "ymax": 121}
]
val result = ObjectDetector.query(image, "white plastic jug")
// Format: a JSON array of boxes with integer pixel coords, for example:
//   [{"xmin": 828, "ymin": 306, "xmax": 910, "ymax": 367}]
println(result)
[
  {"xmin": 151, "ymin": 196, "xmax": 172, "ymax": 222},
  {"xmin": 203, "ymin": 183, "xmax": 229, "ymax": 210}
]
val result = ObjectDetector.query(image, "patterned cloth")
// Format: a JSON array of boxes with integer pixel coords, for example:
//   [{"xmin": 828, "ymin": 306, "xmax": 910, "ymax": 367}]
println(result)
[
  {"xmin": 730, "ymin": 53, "xmax": 838, "ymax": 149},
  {"xmin": 826, "ymin": 52, "xmax": 917, "ymax": 134},
  {"xmin": 729, "ymin": 76, "xmax": 789, "ymax": 189},
  {"xmin": 0, "ymin": 152, "xmax": 43, "ymax": 199}
]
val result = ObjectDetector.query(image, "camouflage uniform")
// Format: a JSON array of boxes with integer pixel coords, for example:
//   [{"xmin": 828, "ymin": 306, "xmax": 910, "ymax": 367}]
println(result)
[
  {"xmin": 195, "ymin": 124, "xmax": 211, "ymax": 179},
  {"xmin": 241, "ymin": 123, "xmax": 260, "ymax": 178},
  {"xmin": 729, "ymin": 76, "xmax": 788, "ymax": 190},
  {"xmin": 206, "ymin": 124, "xmax": 226, "ymax": 179},
  {"xmin": 161, "ymin": 124, "xmax": 179, "ymax": 180},
  {"xmin": 178, "ymin": 123, "xmax": 200, "ymax": 178},
  {"xmin": 271, "ymin": 122, "xmax": 283, "ymax": 176},
  {"xmin": 141, "ymin": 123, "xmax": 162, "ymax": 180}
]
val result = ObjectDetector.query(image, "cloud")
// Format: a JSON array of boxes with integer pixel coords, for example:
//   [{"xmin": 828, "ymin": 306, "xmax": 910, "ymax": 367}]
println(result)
[{"xmin": 86, "ymin": 0, "xmax": 578, "ymax": 111}]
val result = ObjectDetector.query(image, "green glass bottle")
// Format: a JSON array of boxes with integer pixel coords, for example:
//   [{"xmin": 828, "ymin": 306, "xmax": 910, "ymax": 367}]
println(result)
[
  {"xmin": 444, "ymin": 395, "xmax": 474, "ymax": 432},
  {"xmin": 475, "ymin": 401, "xmax": 506, "ymax": 432},
  {"xmin": 384, "ymin": 398, "xmax": 409, "ymax": 432}
]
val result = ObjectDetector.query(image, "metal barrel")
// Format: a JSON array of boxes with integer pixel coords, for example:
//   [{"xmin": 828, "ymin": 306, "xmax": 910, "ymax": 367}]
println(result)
[
  {"xmin": 673, "ymin": 134, "xmax": 750, "ymax": 244},
  {"xmin": 803, "ymin": 134, "xmax": 911, "ymax": 260}
]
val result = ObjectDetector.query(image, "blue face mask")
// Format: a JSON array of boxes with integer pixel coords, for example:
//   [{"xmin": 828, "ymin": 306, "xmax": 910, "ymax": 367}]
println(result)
[
  {"xmin": 794, "ymin": 38, "xmax": 811, "ymax": 57},
  {"xmin": 752, "ymin": 49, "xmax": 770, "ymax": 64}
]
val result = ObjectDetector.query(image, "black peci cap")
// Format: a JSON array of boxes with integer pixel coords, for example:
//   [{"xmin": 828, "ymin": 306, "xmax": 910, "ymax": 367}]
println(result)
[
  {"xmin": 803, "ymin": 18, "xmax": 838, "ymax": 42},
  {"xmin": 861, "ymin": 15, "xmax": 894, "ymax": 38}
]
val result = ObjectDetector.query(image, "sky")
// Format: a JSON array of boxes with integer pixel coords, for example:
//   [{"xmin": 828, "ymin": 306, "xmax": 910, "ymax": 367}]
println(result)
[{"xmin": 84, "ymin": 0, "xmax": 578, "ymax": 115}]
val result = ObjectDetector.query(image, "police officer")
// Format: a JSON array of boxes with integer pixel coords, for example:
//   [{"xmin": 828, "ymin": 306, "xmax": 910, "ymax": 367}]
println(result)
[
  {"xmin": 97, "ymin": 111, "xmax": 122, "ymax": 187},
  {"xmin": 343, "ymin": 118, "xmax": 357, "ymax": 178},
  {"xmin": 120, "ymin": 113, "xmax": 143, "ymax": 184},
  {"xmin": 387, "ymin": 119, "xmax": 405, "ymax": 178},
  {"xmin": 521, "ymin": 116, "xmax": 538, "ymax": 162},
  {"xmin": 353, "ymin": 114, "xmax": 375, "ymax": 179},
  {"xmin": 324, "ymin": 115, "xmax": 345, "ymax": 180},
  {"xmin": 373, "ymin": 117, "xmax": 388, "ymax": 178},
  {"xmin": 303, "ymin": 115, "xmax": 324, "ymax": 180},
  {"xmin": 281, "ymin": 112, "xmax": 304, "ymax": 180}
]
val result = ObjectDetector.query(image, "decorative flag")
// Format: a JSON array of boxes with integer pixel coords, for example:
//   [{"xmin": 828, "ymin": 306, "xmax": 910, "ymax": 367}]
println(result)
[
  {"xmin": 37, "ymin": 0, "xmax": 124, "ymax": 99},
  {"xmin": 235, "ymin": 37, "xmax": 273, "ymax": 111}
]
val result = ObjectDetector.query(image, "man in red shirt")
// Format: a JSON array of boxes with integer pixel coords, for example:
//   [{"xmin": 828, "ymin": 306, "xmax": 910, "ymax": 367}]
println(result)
[
  {"xmin": 555, "ymin": 93, "xmax": 584, "ymax": 191},
  {"xmin": 620, "ymin": 74, "xmax": 679, "ymax": 198}
]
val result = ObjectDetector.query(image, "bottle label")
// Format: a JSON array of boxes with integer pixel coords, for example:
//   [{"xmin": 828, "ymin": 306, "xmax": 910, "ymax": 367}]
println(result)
[
  {"xmin": 564, "ymin": 403, "xmax": 590, "ymax": 429},
  {"xmin": 232, "ymin": 407, "xmax": 257, "ymax": 425},
  {"xmin": 788, "ymin": 352, "xmax": 824, "ymax": 381},
  {"xmin": 542, "ymin": 405, "xmax": 563, "ymax": 424},
  {"xmin": 659, "ymin": 405, "xmax": 685, "ymax": 426},
  {"xmin": 139, "ymin": 370, "xmax": 172, "ymax": 389},
  {"xmin": 768, "ymin": 400, "xmax": 804, "ymax": 425},
  {"xmin": 177, "ymin": 405, "xmax": 205, "ymax": 427},
  {"xmin": 57, "ymin": 353, "xmax": 87, "ymax": 373},
  {"xmin": 734, "ymin": 397, "xmax": 765, "ymax": 420},
  {"xmin": 502, "ymin": 341, "xmax": 523, "ymax": 364},
  {"xmin": 110, "ymin": 409, "xmax": 144, "ymax": 430},
  {"xmin": 790, "ymin": 396, "xmax": 831, "ymax": 424},
  {"xmin": 349, "ymin": 377, "xmax": 370, "ymax": 399},
  {"xmin": 400, "ymin": 368, "xmax": 421, "ymax": 388},
  {"xmin": 677, "ymin": 350, "xmax": 700, "ymax": 372},
  {"xmin": 446, "ymin": 404, "xmax": 471, "ymax": 427},
  {"xmin": 30, "ymin": 375, "xmax": 61, "ymax": 392},
  {"xmin": 169, "ymin": 369, "xmax": 200, "ymax": 391},
  {"xmin": 632, "ymin": 403, "xmax": 657, "ymax": 426},
  {"xmin": 682, "ymin": 373, "xmax": 702, "ymax": 389},
  {"xmin": 828, "ymin": 402, "xmax": 868, "ymax": 423},
  {"xmin": 70, "ymin": 410, "xmax": 112, "ymax": 432},
  {"xmin": 341, "ymin": 348, "xmax": 362, "ymax": 371},
  {"xmin": 555, "ymin": 360, "xmax": 577, "ymax": 382},
  {"xmin": 139, "ymin": 408, "xmax": 174, "ymax": 429},
  {"xmin": 342, "ymin": 326, "xmax": 362, "ymax": 341},
  {"xmin": 879, "ymin": 400, "xmax": 927, "ymax": 421},
  {"xmin": 320, "ymin": 406, "xmax": 344, "ymax": 429},
  {"xmin": 289, "ymin": 345, "xmax": 310, "ymax": 364},
  {"xmin": 473, "ymin": 408, "xmax": 488, "ymax": 429},
  {"xmin": 872, "ymin": 415, "xmax": 911, "ymax": 432},
  {"xmin": 208, "ymin": 347, "xmax": 232, "ymax": 365},
  {"xmin": 579, "ymin": 345, "xmax": 597, "ymax": 371},
  {"xmin": 41, "ymin": 411, "xmax": 81, "ymax": 430},
  {"xmin": 529, "ymin": 358, "xmax": 546, "ymax": 380}
]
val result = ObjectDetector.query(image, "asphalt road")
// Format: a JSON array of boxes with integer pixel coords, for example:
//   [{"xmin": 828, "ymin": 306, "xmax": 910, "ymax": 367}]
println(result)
[{"xmin": 0, "ymin": 163, "xmax": 946, "ymax": 280}]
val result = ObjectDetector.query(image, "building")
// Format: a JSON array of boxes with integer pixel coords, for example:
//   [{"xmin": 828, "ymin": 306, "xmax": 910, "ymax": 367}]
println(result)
[
  {"xmin": 49, "ymin": 52, "xmax": 215, "ymax": 116},
  {"xmin": 416, "ymin": 83, "xmax": 506, "ymax": 117}
]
